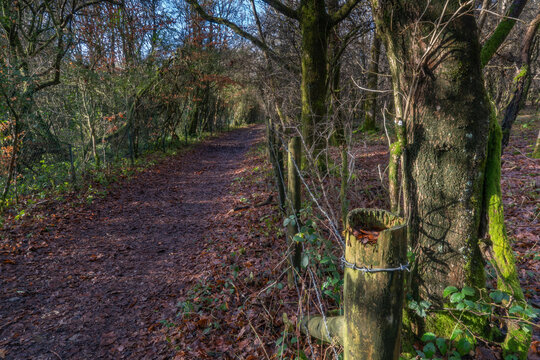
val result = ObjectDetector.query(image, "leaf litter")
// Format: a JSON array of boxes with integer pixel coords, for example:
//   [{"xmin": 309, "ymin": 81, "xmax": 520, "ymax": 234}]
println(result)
[{"xmin": 0, "ymin": 115, "xmax": 537, "ymax": 359}]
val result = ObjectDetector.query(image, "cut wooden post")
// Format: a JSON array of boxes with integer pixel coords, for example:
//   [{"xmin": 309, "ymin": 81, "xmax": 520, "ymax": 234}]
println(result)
[
  {"xmin": 287, "ymin": 136, "xmax": 302, "ymax": 272},
  {"xmin": 343, "ymin": 208, "xmax": 407, "ymax": 360},
  {"xmin": 300, "ymin": 314, "xmax": 344, "ymax": 344}
]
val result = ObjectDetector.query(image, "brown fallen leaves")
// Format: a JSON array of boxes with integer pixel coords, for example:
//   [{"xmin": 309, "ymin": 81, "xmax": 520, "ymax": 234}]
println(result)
[{"xmin": 351, "ymin": 228, "xmax": 380, "ymax": 245}]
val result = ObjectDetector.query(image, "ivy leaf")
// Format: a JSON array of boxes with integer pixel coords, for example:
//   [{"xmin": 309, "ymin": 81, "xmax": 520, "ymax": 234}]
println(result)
[
  {"xmin": 320, "ymin": 256, "xmax": 331, "ymax": 264},
  {"xmin": 421, "ymin": 332, "xmax": 437, "ymax": 342},
  {"xmin": 524, "ymin": 307, "xmax": 539, "ymax": 318},
  {"xmin": 489, "ymin": 290, "xmax": 507, "ymax": 303},
  {"xmin": 423, "ymin": 342, "xmax": 436, "ymax": 358},
  {"xmin": 456, "ymin": 338, "xmax": 472, "ymax": 356},
  {"xmin": 463, "ymin": 300, "xmax": 476, "ymax": 309},
  {"xmin": 436, "ymin": 337, "xmax": 447, "ymax": 355},
  {"xmin": 443, "ymin": 286, "xmax": 458, "ymax": 298},
  {"xmin": 450, "ymin": 292, "xmax": 465, "ymax": 303},
  {"xmin": 504, "ymin": 355, "xmax": 518, "ymax": 360},
  {"xmin": 509, "ymin": 305, "xmax": 524, "ymax": 315},
  {"xmin": 461, "ymin": 286, "xmax": 475, "ymax": 297}
]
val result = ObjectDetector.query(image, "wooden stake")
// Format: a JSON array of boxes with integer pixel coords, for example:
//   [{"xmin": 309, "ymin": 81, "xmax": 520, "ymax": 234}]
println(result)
[{"xmin": 343, "ymin": 208, "xmax": 406, "ymax": 360}]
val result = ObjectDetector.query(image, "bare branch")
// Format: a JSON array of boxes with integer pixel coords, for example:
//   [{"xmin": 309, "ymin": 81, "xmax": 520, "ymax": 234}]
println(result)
[
  {"xmin": 260, "ymin": 0, "xmax": 299, "ymax": 20},
  {"xmin": 185, "ymin": 0, "xmax": 297, "ymax": 73},
  {"xmin": 330, "ymin": 0, "xmax": 362, "ymax": 26}
]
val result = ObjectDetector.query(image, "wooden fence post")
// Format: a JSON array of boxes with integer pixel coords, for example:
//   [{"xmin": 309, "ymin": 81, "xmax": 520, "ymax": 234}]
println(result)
[
  {"xmin": 343, "ymin": 208, "xmax": 407, "ymax": 360},
  {"xmin": 301, "ymin": 208, "xmax": 407, "ymax": 360}
]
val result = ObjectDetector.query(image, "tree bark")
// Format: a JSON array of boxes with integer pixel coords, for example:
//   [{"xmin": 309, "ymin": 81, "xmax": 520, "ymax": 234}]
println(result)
[
  {"xmin": 299, "ymin": 0, "xmax": 330, "ymax": 167},
  {"xmin": 268, "ymin": 120, "xmax": 286, "ymax": 211},
  {"xmin": 362, "ymin": 32, "xmax": 381, "ymax": 132},
  {"xmin": 372, "ymin": 0, "xmax": 489, "ymax": 319}
]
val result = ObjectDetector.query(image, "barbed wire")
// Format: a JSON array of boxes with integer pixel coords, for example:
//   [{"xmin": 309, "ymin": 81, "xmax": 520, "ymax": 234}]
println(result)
[{"xmin": 340, "ymin": 257, "xmax": 410, "ymax": 273}]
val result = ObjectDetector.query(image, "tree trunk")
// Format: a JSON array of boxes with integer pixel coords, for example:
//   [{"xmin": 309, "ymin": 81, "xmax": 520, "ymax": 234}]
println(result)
[
  {"xmin": 362, "ymin": 32, "xmax": 381, "ymax": 132},
  {"xmin": 188, "ymin": 88, "xmax": 202, "ymax": 136},
  {"xmin": 300, "ymin": 0, "xmax": 329, "ymax": 167},
  {"xmin": 87, "ymin": 115, "xmax": 100, "ymax": 168},
  {"xmin": 477, "ymin": 8, "xmax": 536, "ymax": 358},
  {"xmin": 483, "ymin": 109, "xmax": 530, "ymax": 358},
  {"xmin": 326, "ymin": 2, "xmax": 349, "ymax": 226},
  {"xmin": 372, "ymin": 0, "xmax": 489, "ymax": 329},
  {"xmin": 267, "ymin": 120, "xmax": 286, "ymax": 211}
]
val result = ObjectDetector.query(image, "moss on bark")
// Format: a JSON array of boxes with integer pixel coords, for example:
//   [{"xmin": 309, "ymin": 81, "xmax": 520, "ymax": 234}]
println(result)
[
  {"xmin": 483, "ymin": 107, "xmax": 530, "ymax": 359},
  {"xmin": 388, "ymin": 141, "xmax": 402, "ymax": 215}
]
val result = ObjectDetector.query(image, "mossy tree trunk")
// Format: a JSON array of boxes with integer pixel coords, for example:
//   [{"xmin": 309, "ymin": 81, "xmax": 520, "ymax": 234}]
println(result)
[
  {"xmin": 188, "ymin": 90, "xmax": 201, "ymax": 136},
  {"xmin": 480, "ymin": 0, "xmax": 528, "ymax": 68},
  {"xmin": 483, "ymin": 108, "xmax": 530, "ymax": 358},
  {"xmin": 372, "ymin": 0, "xmax": 490, "ymax": 326},
  {"xmin": 327, "ymin": 0, "xmax": 349, "ymax": 226},
  {"xmin": 478, "ymin": 8, "xmax": 536, "ymax": 358},
  {"xmin": 298, "ymin": 0, "xmax": 330, "ymax": 168},
  {"xmin": 362, "ymin": 32, "xmax": 380, "ymax": 132},
  {"xmin": 388, "ymin": 140, "xmax": 402, "ymax": 215}
]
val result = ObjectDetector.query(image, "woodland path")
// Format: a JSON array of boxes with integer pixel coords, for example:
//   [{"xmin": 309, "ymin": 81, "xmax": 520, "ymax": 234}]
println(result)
[{"xmin": 0, "ymin": 126, "xmax": 263, "ymax": 359}]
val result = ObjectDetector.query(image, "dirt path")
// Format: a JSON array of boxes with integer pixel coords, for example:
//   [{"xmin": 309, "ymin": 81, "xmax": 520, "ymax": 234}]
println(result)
[{"xmin": 0, "ymin": 126, "xmax": 263, "ymax": 359}]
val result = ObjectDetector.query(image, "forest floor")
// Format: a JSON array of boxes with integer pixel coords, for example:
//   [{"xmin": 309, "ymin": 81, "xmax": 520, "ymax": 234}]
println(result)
[{"xmin": 0, "ymin": 115, "xmax": 538, "ymax": 360}]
